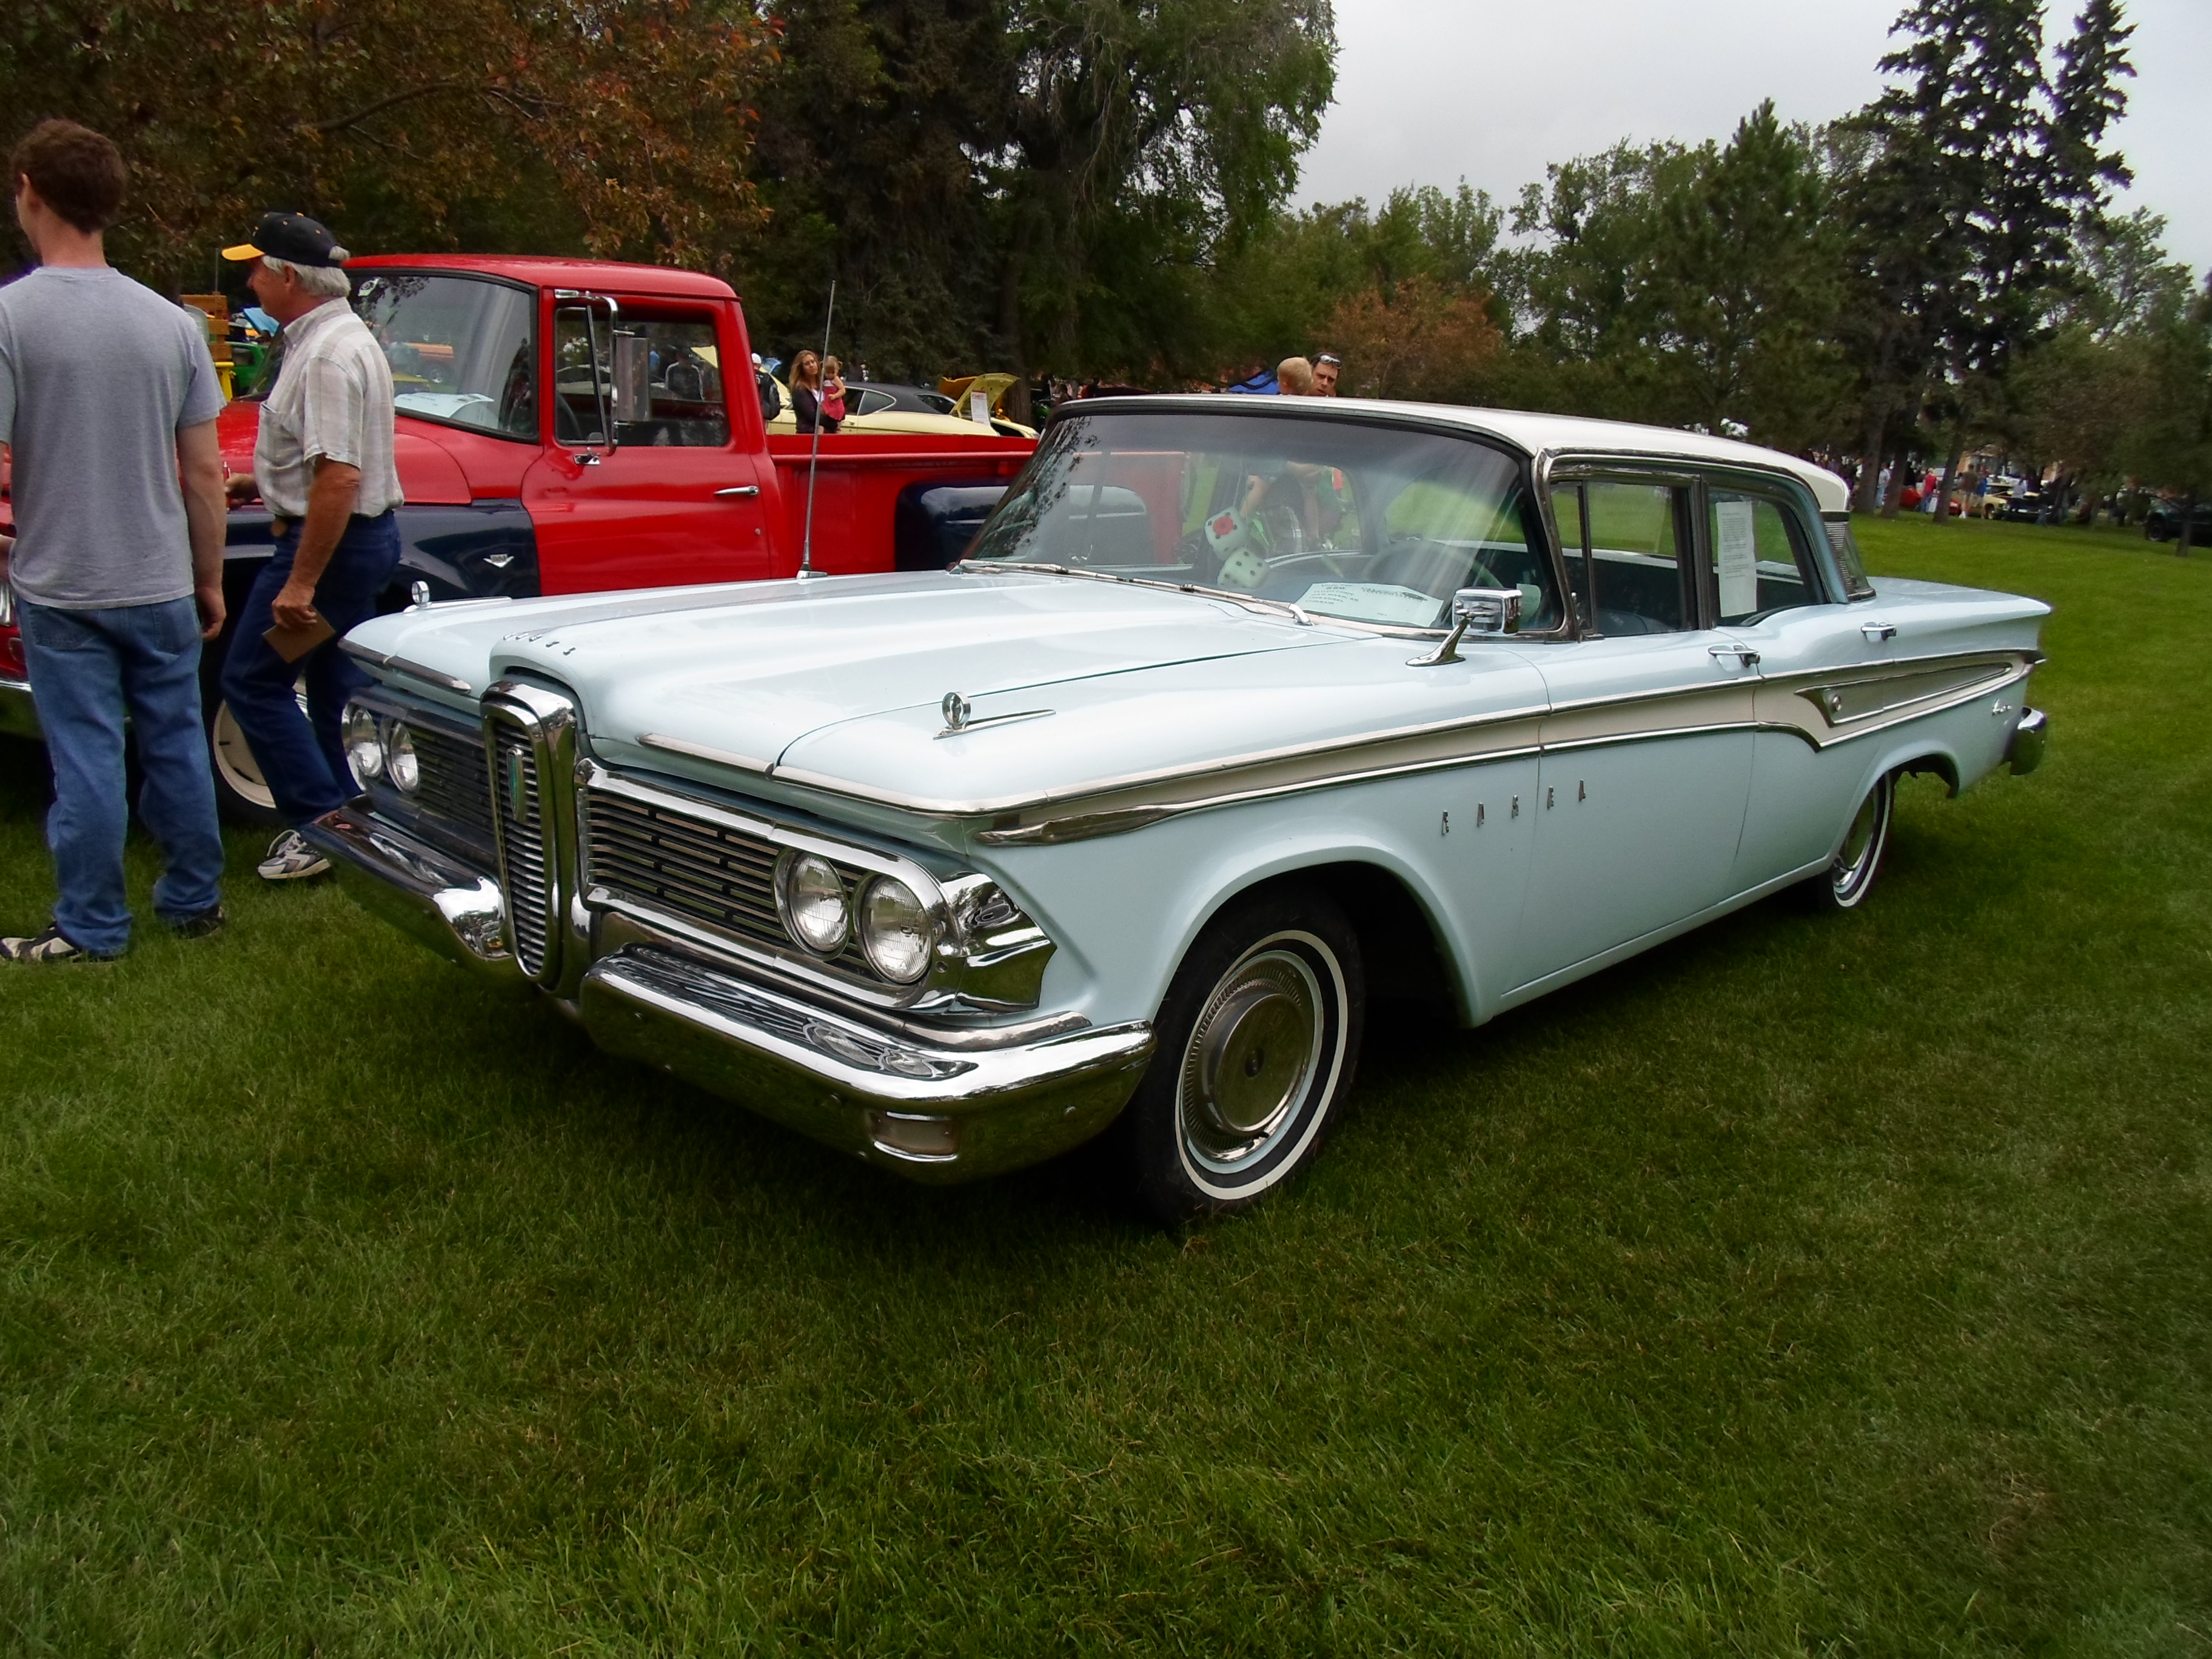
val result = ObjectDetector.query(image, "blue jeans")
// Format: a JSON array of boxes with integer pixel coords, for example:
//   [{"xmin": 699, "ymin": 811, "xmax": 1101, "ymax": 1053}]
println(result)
[
  {"xmin": 16, "ymin": 597, "xmax": 227, "ymax": 956},
  {"xmin": 220, "ymin": 512, "xmax": 400, "ymax": 826}
]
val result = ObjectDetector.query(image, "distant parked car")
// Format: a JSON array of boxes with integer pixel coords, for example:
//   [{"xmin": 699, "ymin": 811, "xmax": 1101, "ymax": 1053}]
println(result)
[
  {"xmin": 2143, "ymin": 498, "xmax": 2211, "ymax": 543},
  {"xmin": 310, "ymin": 398, "xmax": 2051, "ymax": 1221}
]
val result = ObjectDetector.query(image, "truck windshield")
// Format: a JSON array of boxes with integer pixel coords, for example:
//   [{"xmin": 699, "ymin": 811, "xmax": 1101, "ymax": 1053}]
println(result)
[
  {"xmin": 967, "ymin": 407, "xmax": 1560, "ymax": 631},
  {"xmin": 352, "ymin": 273, "xmax": 536, "ymax": 440}
]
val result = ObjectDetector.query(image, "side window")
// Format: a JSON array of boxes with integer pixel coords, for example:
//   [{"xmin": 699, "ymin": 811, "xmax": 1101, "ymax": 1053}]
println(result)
[
  {"xmin": 1708, "ymin": 489, "xmax": 1822, "ymax": 623},
  {"xmin": 1572, "ymin": 480, "xmax": 1690, "ymax": 635},
  {"xmin": 551, "ymin": 309, "xmax": 729, "ymax": 448}
]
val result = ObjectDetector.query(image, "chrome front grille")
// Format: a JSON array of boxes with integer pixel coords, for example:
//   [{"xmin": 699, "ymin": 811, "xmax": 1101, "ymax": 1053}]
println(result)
[
  {"xmin": 583, "ymin": 786, "xmax": 870, "ymax": 973},
  {"xmin": 408, "ymin": 723, "xmax": 494, "ymax": 849},
  {"xmin": 491, "ymin": 728, "xmax": 550, "ymax": 976}
]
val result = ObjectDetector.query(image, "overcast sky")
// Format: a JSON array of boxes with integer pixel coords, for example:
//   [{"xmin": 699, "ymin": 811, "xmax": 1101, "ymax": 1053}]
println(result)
[{"xmin": 1298, "ymin": 0, "xmax": 2212, "ymax": 278}]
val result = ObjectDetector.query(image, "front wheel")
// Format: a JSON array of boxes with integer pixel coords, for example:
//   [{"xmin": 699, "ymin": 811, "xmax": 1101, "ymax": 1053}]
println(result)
[
  {"xmin": 1801, "ymin": 769, "xmax": 1895, "ymax": 913},
  {"xmin": 1116, "ymin": 885, "xmax": 1365, "ymax": 1224}
]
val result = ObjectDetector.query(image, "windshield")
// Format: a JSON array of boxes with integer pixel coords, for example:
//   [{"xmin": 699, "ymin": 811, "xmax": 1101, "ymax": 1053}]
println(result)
[
  {"xmin": 966, "ymin": 409, "xmax": 1560, "ymax": 631},
  {"xmin": 351, "ymin": 273, "xmax": 536, "ymax": 440}
]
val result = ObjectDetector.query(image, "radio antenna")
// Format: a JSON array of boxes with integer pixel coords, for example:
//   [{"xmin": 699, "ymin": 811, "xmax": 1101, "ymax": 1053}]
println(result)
[{"xmin": 799, "ymin": 280, "xmax": 836, "ymax": 580}]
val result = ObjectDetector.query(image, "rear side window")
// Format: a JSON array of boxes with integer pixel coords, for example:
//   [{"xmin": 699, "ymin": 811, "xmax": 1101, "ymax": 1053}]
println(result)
[{"xmin": 1707, "ymin": 489, "xmax": 1823, "ymax": 623}]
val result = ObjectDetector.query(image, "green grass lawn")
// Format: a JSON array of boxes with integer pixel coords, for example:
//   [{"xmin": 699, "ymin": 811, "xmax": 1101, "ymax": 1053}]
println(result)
[{"xmin": 2, "ymin": 516, "xmax": 2207, "ymax": 1655}]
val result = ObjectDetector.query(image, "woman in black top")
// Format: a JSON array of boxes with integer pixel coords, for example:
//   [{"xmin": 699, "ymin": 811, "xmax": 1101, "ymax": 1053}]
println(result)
[{"xmin": 789, "ymin": 350, "xmax": 839, "ymax": 434}]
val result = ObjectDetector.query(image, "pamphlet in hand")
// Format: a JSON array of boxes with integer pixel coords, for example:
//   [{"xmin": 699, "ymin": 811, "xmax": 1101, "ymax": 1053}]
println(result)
[{"xmin": 263, "ymin": 611, "xmax": 335, "ymax": 663}]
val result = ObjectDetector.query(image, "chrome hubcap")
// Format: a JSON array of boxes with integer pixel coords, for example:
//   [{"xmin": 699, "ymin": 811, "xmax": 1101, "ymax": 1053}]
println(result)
[
  {"xmin": 210, "ymin": 698, "xmax": 277, "ymax": 811},
  {"xmin": 1831, "ymin": 776, "xmax": 1891, "ymax": 902},
  {"xmin": 1179, "ymin": 948, "xmax": 1322, "ymax": 1168}
]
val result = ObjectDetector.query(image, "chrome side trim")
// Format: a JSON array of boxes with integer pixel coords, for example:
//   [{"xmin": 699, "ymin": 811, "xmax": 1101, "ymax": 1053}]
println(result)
[
  {"xmin": 340, "ymin": 639, "xmax": 474, "ymax": 694},
  {"xmin": 1758, "ymin": 654, "xmax": 2037, "ymax": 751},
  {"xmin": 638, "ymin": 731, "xmax": 774, "ymax": 774}
]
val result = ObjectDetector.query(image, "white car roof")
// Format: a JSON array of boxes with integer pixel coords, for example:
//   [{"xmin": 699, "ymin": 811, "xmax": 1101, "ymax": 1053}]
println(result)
[{"xmin": 1084, "ymin": 395, "xmax": 1854, "ymax": 515}]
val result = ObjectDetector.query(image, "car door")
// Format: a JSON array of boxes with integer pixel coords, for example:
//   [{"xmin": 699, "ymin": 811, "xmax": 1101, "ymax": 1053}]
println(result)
[
  {"xmin": 1703, "ymin": 480, "xmax": 1893, "ymax": 887},
  {"xmin": 523, "ymin": 297, "xmax": 772, "ymax": 594},
  {"xmin": 1508, "ymin": 474, "xmax": 1757, "ymax": 994}
]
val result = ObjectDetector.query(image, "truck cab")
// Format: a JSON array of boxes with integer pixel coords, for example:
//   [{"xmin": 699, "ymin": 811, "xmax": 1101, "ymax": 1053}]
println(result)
[{"xmin": 1, "ymin": 254, "xmax": 1034, "ymax": 816}]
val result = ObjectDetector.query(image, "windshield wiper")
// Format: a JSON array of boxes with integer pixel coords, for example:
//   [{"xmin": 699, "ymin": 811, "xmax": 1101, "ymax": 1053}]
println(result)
[{"xmin": 954, "ymin": 560, "xmax": 1329, "ymax": 629}]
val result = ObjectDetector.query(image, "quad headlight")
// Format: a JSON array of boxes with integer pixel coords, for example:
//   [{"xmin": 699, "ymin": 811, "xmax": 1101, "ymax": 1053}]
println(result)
[
  {"xmin": 859, "ymin": 876, "xmax": 934, "ymax": 984},
  {"xmin": 776, "ymin": 852, "xmax": 850, "ymax": 955},
  {"xmin": 343, "ymin": 703, "xmax": 384, "ymax": 783},
  {"xmin": 384, "ymin": 722, "xmax": 420, "ymax": 794}
]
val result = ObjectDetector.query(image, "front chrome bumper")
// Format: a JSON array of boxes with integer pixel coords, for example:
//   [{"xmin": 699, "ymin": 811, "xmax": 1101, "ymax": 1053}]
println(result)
[
  {"xmin": 0, "ymin": 674, "xmax": 40, "ymax": 740},
  {"xmin": 2006, "ymin": 705, "xmax": 2048, "ymax": 775},
  {"xmin": 304, "ymin": 805, "xmax": 515, "ymax": 980},
  {"xmin": 306, "ymin": 803, "xmax": 1156, "ymax": 1182},
  {"xmin": 581, "ymin": 947, "xmax": 1153, "ymax": 1182}
]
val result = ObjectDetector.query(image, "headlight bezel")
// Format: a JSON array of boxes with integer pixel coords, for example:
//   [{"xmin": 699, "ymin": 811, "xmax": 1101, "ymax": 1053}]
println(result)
[
  {"xmin": 342, "ymin": 702, "xmax": 385, "ymax": 783},
  {"xmin": 857, "ymin": 874, "xmax": 936, "ymax": 984},
  {"xmin": 774, "ymin": 850, "xmax": 853, "ymax": 957},
  {"xmin": 383, "ymin": 720, "xmax": 420, "ymax": 795}
]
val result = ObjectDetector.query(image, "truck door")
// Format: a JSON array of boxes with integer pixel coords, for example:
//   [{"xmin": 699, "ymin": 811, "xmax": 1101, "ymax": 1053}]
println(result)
[{"xmin": 523, "ymin": 296, "xmax": 773, "ymax": 594}]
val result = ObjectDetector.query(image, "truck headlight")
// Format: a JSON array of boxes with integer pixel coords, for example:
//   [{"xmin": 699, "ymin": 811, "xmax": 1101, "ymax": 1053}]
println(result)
[
  {"xmin": 343, "ymin": 703, "xmax": 384, "ymax": 782},
  {"xmin": 384, "ymin": 722, "xmax": 420, "ymax": 794},
  {"xmin": 859, "ymin": 876, "xmax": 935, "ymax": 984},
  {"xmin": 776, "ymin": 853, "xmax": 849, "ymax": 954}
]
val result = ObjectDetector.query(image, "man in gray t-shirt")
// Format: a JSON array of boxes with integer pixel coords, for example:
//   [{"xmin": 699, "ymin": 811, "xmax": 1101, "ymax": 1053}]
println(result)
[{"xmin": 0, "ymin": 119, "xmax": 229, "ymax": 961}]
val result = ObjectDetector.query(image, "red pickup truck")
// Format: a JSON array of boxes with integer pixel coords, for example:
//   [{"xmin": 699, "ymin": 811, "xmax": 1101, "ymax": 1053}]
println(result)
[{"xmin": 0, "ymin": 254, "xmax": 1033, "ymax": 816}]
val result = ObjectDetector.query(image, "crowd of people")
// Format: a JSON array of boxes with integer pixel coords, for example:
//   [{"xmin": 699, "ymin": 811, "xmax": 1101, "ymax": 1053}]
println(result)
[{"xmin": 0, "ymin": 119, "xmax": 400, "ymax": 962}]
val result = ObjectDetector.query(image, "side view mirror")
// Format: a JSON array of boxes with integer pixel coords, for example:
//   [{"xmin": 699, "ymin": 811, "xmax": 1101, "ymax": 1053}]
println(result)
[
  {"xmin": 1408, "ymin": 586, "xmax": 1522, "ymax": 667},
  {"xmin": 1452, "ymin": 586, "xmax": 1523, "ymax": 635}
]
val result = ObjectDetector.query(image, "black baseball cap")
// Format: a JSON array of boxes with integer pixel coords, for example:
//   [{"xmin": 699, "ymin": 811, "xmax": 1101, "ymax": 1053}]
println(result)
[{"xmin": 223, "ymin": 211, "xmax": 347, "ymax": 268}]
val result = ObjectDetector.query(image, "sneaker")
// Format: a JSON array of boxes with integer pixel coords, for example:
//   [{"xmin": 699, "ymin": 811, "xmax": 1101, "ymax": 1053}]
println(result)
[
  {"xmin": 258, "ymin": 830, "xmax": 331, "ymax": 882},
  {"xmin": 164, "ymin": 904, "xmax": 227, "ymax": 939},
  {"xmin": 1, "ymin": 923, "xmax": 100, "ymax": 963}
]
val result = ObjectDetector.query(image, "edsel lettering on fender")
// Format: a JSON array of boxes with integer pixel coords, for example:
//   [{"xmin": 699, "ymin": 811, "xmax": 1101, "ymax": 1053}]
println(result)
[{"xmin": 310, "ymin": 399, "xmax": 2049, "ymax": 1222}]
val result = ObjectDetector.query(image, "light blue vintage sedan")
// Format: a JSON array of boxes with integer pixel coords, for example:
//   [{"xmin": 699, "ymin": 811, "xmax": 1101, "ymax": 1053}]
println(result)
[{"xmin": 312, "ymin": 399, "xmax": 2049, "ymax": 1219}]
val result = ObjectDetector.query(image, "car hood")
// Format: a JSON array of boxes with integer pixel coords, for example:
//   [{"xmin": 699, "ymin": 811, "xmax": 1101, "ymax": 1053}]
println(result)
[{"xmin": 350, "ymin": 568, "xmax": 1336, "ymax": 755}]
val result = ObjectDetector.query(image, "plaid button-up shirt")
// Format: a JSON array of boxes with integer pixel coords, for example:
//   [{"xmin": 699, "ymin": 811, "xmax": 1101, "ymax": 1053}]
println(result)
[{"xmin": 252, "ymin": 297, "xmax": 404, "ymax": 520}]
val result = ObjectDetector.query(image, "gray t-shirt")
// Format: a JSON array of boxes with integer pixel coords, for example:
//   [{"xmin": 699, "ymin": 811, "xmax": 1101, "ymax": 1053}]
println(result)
[{"xmin": 0, "ymin": 265, "xmax": 224, "ymax": 609}]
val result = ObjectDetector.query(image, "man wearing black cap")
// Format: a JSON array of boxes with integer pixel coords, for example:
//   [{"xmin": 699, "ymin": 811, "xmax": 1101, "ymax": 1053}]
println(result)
[{"xmin": 218, "ymin": 211, "xmax": 403, "ymax": 881}]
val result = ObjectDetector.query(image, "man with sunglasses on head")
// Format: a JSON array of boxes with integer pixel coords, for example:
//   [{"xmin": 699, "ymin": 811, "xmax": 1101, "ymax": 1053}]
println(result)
[{"xmin": 1312, "ymin": 352, "xmax": 1341, "ymax": 397}]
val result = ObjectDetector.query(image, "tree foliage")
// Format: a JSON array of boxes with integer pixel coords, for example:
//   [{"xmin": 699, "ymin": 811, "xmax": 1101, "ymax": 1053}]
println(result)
[{"xmin": 2, "ymin": 0, "xmax": 774, "ymax": 289}]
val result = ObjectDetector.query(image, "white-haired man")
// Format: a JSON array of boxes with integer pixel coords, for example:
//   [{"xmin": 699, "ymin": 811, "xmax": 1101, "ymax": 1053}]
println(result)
[{"xmin": 219, "ymin": 212, "xmax": 403, "ymax": 881}]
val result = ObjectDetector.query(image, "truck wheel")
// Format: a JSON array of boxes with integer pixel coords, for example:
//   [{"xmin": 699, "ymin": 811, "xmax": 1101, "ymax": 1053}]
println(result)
[
  {"xmin": 1801, "ymin": 769, "xmax": 1895, "ymax": 913},
  {"xmin": 1118, "ymin": 884, "xmax": 1364, "ymax": 1225},
  {"xmin": 206, "ymin": 693, "xmax": 286, "ymax": 825}
]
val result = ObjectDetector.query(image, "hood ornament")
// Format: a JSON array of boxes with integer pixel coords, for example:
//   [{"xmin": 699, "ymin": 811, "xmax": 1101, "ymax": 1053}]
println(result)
[{"xmin": 934, "ymin": 689, "xmax": 1056, "ymax": 740}]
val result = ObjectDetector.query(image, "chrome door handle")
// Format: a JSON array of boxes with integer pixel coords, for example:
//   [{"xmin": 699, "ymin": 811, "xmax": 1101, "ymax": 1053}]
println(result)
[
  {"xmin": 1709, "ymin": 645, "xmax": 1760, "ymax": 668},
  {"xmin": 714, "ymin": 484, "xmax": 761, "ymax": 499},
  {"xmin": 1862, "ymin": 622, "xmax": 1896, "ymax": 642}
]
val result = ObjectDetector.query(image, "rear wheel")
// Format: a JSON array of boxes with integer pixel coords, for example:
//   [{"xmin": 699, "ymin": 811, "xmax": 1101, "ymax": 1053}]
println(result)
[
  {"xmin": 1802, "ymin": 769, "xmax": 1895, "ymax": 912},
  {"xmin": 1118, "ymin": 885, "xmax": 1364, "ymax": 1224}
]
